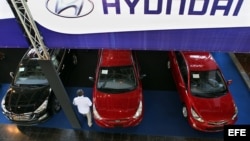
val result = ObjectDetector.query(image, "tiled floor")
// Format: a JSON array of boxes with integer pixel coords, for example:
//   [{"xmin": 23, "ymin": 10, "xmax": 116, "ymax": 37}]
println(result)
[{"xmin": 0, "ymin": 124, "xmax": 223, "ymax": 141}]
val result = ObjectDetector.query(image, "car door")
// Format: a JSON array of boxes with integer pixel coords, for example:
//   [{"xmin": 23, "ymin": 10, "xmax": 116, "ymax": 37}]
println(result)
[{"xmin": 173, "ymin": 51, "xmax": 189, "ymax": 103}]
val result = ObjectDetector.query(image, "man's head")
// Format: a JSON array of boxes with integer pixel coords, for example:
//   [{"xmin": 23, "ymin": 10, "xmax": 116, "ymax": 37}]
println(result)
[{"xmin": 77, "ymin": 89, "xmax": 84, "ymax": 96}]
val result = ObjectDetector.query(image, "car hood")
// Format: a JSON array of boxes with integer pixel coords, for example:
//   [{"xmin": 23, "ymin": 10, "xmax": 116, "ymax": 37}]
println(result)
[
  {"xmin": 94, "ymin": 88, "xmax": 142, "ymax": 118},
  {"xmin": 191, "ymin": 93, "xmax": 236, "ymax": 120},
  {"xmin": 3, "ymin": 85, "xmax": 50, "ymax": 114}
]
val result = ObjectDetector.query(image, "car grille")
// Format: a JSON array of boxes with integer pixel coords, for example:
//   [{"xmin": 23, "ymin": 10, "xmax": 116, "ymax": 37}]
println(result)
[
  {"xmin": 202, "ymin": 120, "xmax": 228, "ymax": 131},
  {"xmin": 205, "ymin": 126, "xmax": 224, "ymax": 131},
  {"xmin": 105, "ymin": 118, "xmax": 131, "ymax": 127},
  {"xmin": 208, "ymin": 120, "xmax": 228, "ymax": 126},
  {"xmin": 7, "ymin": 113, "xmax": 34, "ymax": 121}
]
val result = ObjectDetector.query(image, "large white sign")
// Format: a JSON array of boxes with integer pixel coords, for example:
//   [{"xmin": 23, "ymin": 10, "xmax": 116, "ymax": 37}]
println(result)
[{"xmin": 1, "ymin": 0, "xmax": 249, "ymax": 34}]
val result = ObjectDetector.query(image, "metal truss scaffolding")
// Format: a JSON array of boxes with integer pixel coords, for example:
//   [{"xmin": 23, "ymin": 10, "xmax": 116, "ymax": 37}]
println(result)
[{"xmin": 6, "ymin": 0, "xmax": 49, "ymax": 60}]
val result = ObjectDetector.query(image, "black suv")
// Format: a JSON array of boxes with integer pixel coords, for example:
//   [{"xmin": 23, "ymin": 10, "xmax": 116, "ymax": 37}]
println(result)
[{"xmin": 1, "ymin": 48, "xmax": 77, "ymax": 125}]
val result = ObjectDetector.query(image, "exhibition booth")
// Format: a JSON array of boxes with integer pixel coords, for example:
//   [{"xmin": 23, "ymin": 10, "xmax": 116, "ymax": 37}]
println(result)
[{"xmin": 1, "ymin": 0, "xmax": 250, "ymax": 140}]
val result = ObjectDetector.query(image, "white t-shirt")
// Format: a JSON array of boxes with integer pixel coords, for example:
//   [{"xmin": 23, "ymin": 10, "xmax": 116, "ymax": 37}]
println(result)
[{"xmin": 73, "ymin": 96, "xmax": 92, "ymax": 114}]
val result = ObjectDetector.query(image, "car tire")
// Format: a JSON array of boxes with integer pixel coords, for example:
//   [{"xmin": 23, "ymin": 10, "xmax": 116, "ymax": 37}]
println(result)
[{"xmin": 182, "ymin": 105, "xmax": 188, "ymax": 118}]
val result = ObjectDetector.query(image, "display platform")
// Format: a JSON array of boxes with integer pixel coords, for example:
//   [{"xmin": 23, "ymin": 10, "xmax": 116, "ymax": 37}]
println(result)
[
  {"xmin": 0, "ymin": 85, "xmax": 224, "ymax": 139},
  {"xmin": 0, "ymin": 52, "xmax": 250, "ymax": 140}
]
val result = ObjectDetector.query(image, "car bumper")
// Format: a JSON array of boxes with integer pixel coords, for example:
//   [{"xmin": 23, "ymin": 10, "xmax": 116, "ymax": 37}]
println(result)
[
  {"xmin": 188, "ymin": 116, "xmax": 238, "ymax": 132},
  {"xmin": 94, "ymin": 115, "xmax": 143, "ymax": 128},
  {"xmin": 2, "ymin": 111, "xmax": 50, "ymax": 125}
]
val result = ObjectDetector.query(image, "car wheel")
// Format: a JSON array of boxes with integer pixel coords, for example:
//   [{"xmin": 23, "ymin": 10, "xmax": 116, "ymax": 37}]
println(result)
[
  {"xmin": 182, "ymin": 105, "xmax": 188, "ymax": 118},
  {"xmin": 72, "ymin": 54, "xmax": 77, "ymax": 65}
]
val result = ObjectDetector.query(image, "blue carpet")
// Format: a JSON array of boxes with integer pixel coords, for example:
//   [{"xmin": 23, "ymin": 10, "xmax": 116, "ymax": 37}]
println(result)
[
  {"xmin": 38, "ymin": 88, "xmax": 224, "ymax": 139},
  {"xmin": 1, "ymin": 52, "xmax": 250, "ymax": 139}
]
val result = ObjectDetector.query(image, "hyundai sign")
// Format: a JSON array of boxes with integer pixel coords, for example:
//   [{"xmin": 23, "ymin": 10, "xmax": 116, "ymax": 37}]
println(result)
[
  {"xmin": 0, "ymin": 0, "xmax": 250, "ymax": 52},
  {"xmin": 1, "ymin": 0, "xmax": 249, "ymax": 34}
]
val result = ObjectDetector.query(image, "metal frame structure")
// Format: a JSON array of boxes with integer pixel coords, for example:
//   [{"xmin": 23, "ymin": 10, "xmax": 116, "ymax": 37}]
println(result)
[{"xmin": 6, "ymin": 0, "xmax": 49, "ymax": 60}]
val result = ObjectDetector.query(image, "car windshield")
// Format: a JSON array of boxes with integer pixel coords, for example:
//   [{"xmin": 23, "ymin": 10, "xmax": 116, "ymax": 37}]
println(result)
[
  {"xmin": 97, "ymin": 66, "xmax": 137, "ymax": 93},
  {"xmin": 190, "ymin": 70, "xmax": 227, "ymax": 98},
  {"xmin": 14, "ymin": 59, "xmax": 48, "ymax": 85}
]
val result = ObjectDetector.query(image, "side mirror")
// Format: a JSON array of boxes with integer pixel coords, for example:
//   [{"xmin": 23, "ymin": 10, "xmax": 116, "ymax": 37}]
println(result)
[
  {"xmin": 140, "ymin": 74, "xmax": 147, "ymax": 79},
  {"xmin": 227, "ymin": 80, "xmax": 233, "ymax": 85},
  {"xmin": 89, "ymin": 76, "xmax": 94, "ymax": 82},
  {"xmin": 61, "ymin": 64, "xmax": 65, "ymax": 70},
  {"xmin": 9, "ymin": 72, "xmax": 14, "ymax": 78}
]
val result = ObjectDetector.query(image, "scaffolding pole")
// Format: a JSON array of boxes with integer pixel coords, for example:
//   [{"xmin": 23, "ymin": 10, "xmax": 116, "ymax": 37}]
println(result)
[{"xmin": 6, "ymin": 0, "xmax": 50, "ymax": 60}]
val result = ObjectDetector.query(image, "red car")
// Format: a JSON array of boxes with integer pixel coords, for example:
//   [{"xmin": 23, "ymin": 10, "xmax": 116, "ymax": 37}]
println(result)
[
  {"xmin": 89, "ymin": 49, "xmax": 145, "ymax": 128},
  {"xmin": 168, "ymin": 51, "xmax": 238, "ymax": 132}
]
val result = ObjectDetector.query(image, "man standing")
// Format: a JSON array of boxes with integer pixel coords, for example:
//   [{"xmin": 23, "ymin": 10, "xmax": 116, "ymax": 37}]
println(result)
[{"xmin": 73, "ymin": 89, "xmax": 93, "ymax": 127}]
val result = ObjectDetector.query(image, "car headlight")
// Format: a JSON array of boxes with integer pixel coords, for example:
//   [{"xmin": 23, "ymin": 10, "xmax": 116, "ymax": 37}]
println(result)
[
  {"xmin": 133, "ymin": 101, "xmax": 143, "ymax": 118},
  {"xmin": 191, "ymin": 108, "xmax": 204, "ymax": 122},
  {"xmin": 93, "ymin": 104, "xmax": 102, "ymax": 120},
  {"xmin": 34, "ymin": 99, "xmax": 48, "ymax": 114},
  {"xmin": 1, "ymin": 90, "xmax": 12, "ymax": 113},
  {"xmin": 232, "ymin": 104, "xmax": 238, "ymax": 120},
  {"xmin": 1, "ymin": 97, "xmax": 7, "ymax": 112}
]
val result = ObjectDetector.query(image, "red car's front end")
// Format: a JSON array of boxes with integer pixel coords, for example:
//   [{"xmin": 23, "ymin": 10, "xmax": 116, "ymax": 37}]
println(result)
[
  {"xmin": 92, "ymin": 87, "xmax": 143, "ymax": 128},
  {"xmin": 186, "ymin": 93, "xmax": 238, "ymax": 132},
  {"xmin": 91, "ymin": 49, "xmax": 144, "ymax": 128}
]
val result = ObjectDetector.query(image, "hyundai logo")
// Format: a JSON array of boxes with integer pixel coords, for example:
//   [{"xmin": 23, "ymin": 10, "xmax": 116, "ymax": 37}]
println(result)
[{"xmin": 46, "ymin": 0, "xmax": 94, "ymax": 18}]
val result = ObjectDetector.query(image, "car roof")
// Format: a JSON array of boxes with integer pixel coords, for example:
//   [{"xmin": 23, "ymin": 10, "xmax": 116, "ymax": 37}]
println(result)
[
  {"xmin": 100, "ymin": 49, "xmax": 133, "ymax": 66},
  {"xmin": 182, "ymin": 51, "xmax": 218, "ymax": 71}
]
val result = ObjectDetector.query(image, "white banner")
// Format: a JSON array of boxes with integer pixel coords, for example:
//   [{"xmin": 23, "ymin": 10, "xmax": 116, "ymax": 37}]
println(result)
[
  {"xmin": 1, "ymin": 0, "xmax": 249, "ymax": 34},
  {"xmin": 0, "ymin": 1, "xmax": 14, "ymax": 19}
]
